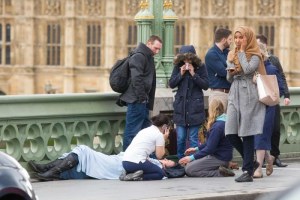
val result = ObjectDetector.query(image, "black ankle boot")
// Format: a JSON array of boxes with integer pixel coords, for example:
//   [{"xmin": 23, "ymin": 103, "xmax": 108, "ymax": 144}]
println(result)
[
  {"xmin": 34, "ymin": 154, "xmax": 79, "ymax": 181},
  {"xmin": 28, "ymin": 159, "xmax": 63, "ymax": 173}
]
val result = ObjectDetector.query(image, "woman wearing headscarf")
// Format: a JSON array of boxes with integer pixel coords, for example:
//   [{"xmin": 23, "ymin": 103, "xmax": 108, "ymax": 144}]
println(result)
[{"xmin": 225, "ymin": 26, "xmax": 266, "ymax": 182}]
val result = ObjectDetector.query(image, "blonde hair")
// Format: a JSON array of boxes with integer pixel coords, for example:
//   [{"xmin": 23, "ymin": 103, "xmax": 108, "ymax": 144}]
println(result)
[{"xmin": 206, "ymin": 99, "xmax": 225, "ymax": 131}]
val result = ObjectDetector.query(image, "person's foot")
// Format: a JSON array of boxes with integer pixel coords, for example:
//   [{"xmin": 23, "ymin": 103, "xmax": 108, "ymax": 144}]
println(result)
[
  {"xmin": 253, "ymin": 168, "xmax": 263, "ymax": 178},
  {"xmin": 266, "ymin": 156, "xmax": 275, "ymax": 176},
  {"xmin": 253, "ymin": 161, "xmax": 260, "ymax": 173},
  {"xmin": 121, "ymin": 170, "xmax": 143, "ymax": 181},
  {"xmin": 273, "ymin": 157, "xmax": 288, "ymax": 167},
  {"xmin": 119, "ymin": 170, "xmax": 127, "ymax": 181},
  {"xmin": 235, "ymin": 171, "xmax": 253, "ymax": 182},
  {"xmin": 219, "ymin": 166, "xmax": 235, "ymax": 177}
]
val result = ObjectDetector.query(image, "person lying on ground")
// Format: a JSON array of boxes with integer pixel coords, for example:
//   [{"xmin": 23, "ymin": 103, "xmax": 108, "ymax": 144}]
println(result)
[{"xmin": 28, "ymin": 144, "xmax": 176, "ymax": 181}]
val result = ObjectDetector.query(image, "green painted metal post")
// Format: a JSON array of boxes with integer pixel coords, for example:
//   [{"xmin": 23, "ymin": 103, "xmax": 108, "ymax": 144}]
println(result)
[
  {"xmin": 134, "ymin": 1, "xmax": 154, "ymax": 43},
  {"xmin": 163, "ymin": 1, "xmax": 178, "ymax": 80},
  {"xmin": 134, "ymin": 0, "xmax": 177, "ymax": 88}
]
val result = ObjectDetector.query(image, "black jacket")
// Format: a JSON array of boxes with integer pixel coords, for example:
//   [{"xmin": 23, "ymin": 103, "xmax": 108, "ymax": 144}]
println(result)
[
  {"xmin": 119, "ymin": 43, "xmax": 156, "ymax": 110},
  {"xmin": 169, "ymin": 55, "xmax": 209, "ymax": 126},
  {"xmin": 269, "ymin": 55, "xmax": 290, "ymax": 98}
]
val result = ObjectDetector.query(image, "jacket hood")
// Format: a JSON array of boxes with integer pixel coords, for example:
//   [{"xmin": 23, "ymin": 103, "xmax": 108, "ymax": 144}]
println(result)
[
  {"xmin": 133, "ymin": 42, "xmax": 153, "ymax": 57},
  {"xmin": 179, "ymin": 45, "xmax": 196, "ymax": 54}
]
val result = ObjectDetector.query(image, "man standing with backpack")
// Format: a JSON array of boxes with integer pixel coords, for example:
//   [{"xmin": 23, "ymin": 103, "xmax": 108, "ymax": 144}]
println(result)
[{"xmin": 119, "ymin": 35, "xmax": 163, "ymax": 151}]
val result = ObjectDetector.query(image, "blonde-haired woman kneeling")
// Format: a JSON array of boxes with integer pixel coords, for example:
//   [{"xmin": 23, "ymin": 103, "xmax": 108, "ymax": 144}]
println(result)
[{"xmin": 179, "ymin": 99, "xmax": 234, "ymax": 177}]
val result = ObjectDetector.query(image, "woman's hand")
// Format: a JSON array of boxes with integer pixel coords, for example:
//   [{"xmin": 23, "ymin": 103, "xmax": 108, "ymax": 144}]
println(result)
[
  {"xmin": 184, "ymin": 147, "xmax": 197, "ymax": 156},
  {"xmin": 240, "ymin": 36, "xmax": 247, "ymax": 52},
  {"xmin": 180, "ymin": 65, "xmax": 187, "ymax": 76},
  {"xmin": 227, "ymin": 68, "xmax": 238, "ymax": 75},
  {"xmin": 188, "ymin": 64, "xmax": 195, "ymax": 76},
  {"xmin": 178, "ymin": 156, "xmax": 191, "ymax": 165},
  {"xmin": 163, "ymin": 127, "xmax": 170, "ymax": 140}
]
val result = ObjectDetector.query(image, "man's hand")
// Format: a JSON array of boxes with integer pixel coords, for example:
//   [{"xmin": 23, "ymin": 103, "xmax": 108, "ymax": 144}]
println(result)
[{"xmin": 284, "ymin": 98, "xmax": 291, "ymax": 106}]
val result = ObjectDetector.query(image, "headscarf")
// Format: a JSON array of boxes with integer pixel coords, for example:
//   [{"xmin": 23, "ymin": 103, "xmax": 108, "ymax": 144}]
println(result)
[{"xmin": 230, "ymin": 26, "xmax": 266, "ymax": 75}]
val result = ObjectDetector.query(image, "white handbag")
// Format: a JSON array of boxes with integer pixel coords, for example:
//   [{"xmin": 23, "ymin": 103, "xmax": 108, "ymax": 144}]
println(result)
[{"xmin": 256, "ymin": 73, "xmax": 280, "ymax": 106}]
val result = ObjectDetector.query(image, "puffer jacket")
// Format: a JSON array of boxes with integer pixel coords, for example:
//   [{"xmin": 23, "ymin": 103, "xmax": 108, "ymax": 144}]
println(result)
[{"xmin": 169, "ymin": 53, "xmax": 209, "ymax": 126}]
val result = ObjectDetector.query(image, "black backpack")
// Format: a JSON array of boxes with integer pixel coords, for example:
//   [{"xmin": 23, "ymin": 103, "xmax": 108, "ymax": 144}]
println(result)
[{"xmin": 109, "ymin": 53, "xmax": 133, "ymax": 93}]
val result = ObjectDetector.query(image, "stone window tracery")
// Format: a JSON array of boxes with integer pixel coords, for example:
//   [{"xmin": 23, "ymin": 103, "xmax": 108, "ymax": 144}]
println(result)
[
  {"xmin": 127, "ymin": 23, "xmax": 137, "ymax": 54},
  {"xmin": 45, "ymin": 0, "xmax": 61, "ymax": 15},
  {"xmin": 0, "ymin": 23, "xmax": 11, "ymax": 65},
  {"xmin": 46, "ymin": 23, "xmax": 61, "ymax": 65},
  {"xmin": 258, "ymin": 23, "xmax": 275, "ymax": 55},
  {"xmin": 174, "ymin": 22, "xmax": 186, "ymax": 54},
  {"xmin": 212, "ymin": 0, "xmax": 229, "ymax": 16},
  {"xmin": 86, "ymin": 23, "xmax": 101, "ymax": 66},
  {"xmin": 257, "ymin": 0, "xmax": 275, "ymax": 15},
  {"xmin": 85, "ymin": 0, "xmax": 102, "ymax": 15}
]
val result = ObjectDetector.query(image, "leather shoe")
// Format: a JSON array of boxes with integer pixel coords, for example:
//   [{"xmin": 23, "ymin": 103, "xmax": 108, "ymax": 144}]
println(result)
[
  {"xmin": 219, "ymin": 166, "xmax": 235, "ymax": 177},
  {"xmin": 235, "ymin": 171, "xmax": 253, "ymax": 182},
  {"xmin": 274, "ymin": 158, "xmax": 288, "ymax": 167}
]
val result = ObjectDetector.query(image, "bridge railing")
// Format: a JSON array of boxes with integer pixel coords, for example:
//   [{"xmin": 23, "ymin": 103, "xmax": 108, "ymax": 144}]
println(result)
[{"xmin": 0, "ymin": 88, "xmax": 300, "ymax": 165}]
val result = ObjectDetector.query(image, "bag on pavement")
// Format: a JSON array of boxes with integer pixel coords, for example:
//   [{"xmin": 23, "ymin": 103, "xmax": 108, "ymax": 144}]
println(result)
[{"xmin": 164, "ymin": 164, "xmax": 186, "ymax": 178}]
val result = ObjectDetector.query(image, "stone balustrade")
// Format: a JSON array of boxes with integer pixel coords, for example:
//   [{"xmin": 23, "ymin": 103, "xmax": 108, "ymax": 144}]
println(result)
[{"xmin": 1, "ymin": 88, "xmax": 300, "ymax": 165}]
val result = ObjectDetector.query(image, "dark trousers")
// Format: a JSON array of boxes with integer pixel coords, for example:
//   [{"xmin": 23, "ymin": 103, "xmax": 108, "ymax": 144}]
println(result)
[
  {"xmin": 122, "ymin": 160, "xmax": 165, "ymax": 180},
  {"xmin": 226, "ymin": 135, "xmax": 254, "ymax": 176},
  {"xmin": 271, "ymin": 104, "xmax": 281, "ymax": 158}
]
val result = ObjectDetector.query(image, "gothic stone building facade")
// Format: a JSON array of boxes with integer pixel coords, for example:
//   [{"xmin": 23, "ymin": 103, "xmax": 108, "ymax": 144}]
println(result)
[{"xmin": 0, "ymin": 0, "xmax": 299, "ymax": 95}]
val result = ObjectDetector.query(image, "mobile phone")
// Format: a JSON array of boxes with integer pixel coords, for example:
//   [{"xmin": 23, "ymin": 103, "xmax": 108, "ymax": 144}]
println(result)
[
  {"xmin": 227, "ymin": 67, "xmax": 235, "ymax": 72},
  {"xmin": 185, "ymin": 63, "xmax": 189, "ymax": 70}
]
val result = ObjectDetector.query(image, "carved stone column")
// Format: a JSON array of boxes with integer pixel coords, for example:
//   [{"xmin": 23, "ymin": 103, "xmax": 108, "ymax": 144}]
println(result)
[
  {"xmin": 10, "ymin": 0, "xmax": 35, "ymax": 94},
  {"xmin": 233, "ymin": 0, "xmax": 247, "ymax": 27},
  {"xmin": 64, "ymin": 0, "xmax": 75, "ymax": 93},
  {"xmin": 279, "ymin": 0, "xmax": 292, "ymax": 74}
]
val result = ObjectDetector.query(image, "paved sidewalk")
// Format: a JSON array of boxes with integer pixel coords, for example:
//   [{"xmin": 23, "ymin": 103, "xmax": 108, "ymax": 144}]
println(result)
[{"xmin": 31, "ymin": 161, "xmax": 300, "ymax": 200}]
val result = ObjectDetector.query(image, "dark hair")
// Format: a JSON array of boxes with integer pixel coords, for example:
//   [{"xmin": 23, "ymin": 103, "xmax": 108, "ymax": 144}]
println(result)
[
  {"xmin": 147, "ymin": 35, "xmax": 163, "ymax": 44},
  {"xmin": 214, "ymin": 28, "xmax": 232, "ymax": 43},
  {"xmin": 256, "ymin": 34, "xmax": 268, "ymax": 45},
  {"xmin": 151, "ymin": 114, "xmax": 170, "ymax": 127},
  {"xmin": 173, "ymin": 53, "xmax": 202, "ymax": 69}
]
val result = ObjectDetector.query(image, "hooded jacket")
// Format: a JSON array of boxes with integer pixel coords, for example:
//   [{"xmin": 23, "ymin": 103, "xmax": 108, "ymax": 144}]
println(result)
[
  {"xmin": 169, "ymin": 45, "xmax": 209, "ymax": 126},
  {"xmin": 119, "ymin": 42, "xmax": 156, "ymax": 110}
]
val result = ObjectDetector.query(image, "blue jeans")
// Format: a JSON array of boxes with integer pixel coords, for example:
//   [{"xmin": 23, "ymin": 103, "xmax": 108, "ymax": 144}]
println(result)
[
  {"xmin": 122, "ymin": 160, "xmax": 165, "ymax": 180},
  {"xmin": 123, "ymin": 103, "xmax": 151, "ymax": 151},
  {"xmin": 176, "ymin": 125, "xmax": 200, "ymax": 159},
  {"xmin": 60, "ymin": 167, "xmax": 91, "ymax": 180}
]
